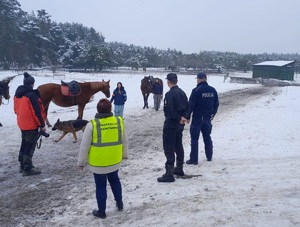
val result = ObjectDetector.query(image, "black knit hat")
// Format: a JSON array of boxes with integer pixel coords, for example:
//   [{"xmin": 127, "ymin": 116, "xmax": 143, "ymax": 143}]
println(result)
[{"xmin": 23, "ymin": 72, "xmax": 35, "ymax": 86}]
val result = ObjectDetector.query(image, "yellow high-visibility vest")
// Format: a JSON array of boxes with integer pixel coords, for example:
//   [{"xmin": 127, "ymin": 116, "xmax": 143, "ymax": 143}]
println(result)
[{"xmin": 88, "ymin": 116, "xmax": 124, "ymax": 167}]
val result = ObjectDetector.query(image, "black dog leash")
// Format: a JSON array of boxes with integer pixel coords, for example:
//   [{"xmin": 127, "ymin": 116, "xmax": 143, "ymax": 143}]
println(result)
[
  {"xmin": 36, "ymin": 130, "xmax": 50, "ymax": 149},
  {"xmin": 36, "ymin": 136, "xmax": 43, "ymax": 149}
]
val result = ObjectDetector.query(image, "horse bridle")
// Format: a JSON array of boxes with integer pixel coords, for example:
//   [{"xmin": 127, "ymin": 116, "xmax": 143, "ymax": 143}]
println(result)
[{"xmin": 0, "ymin": 85, "xmax": 4, "ymax": 96}]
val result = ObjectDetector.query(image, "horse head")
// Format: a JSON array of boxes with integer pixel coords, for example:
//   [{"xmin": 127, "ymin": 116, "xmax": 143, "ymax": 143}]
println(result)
[
  {"xmin": 101, "ymin": 79, "xmax": 110, "ymax": 98},
  {"xmin": 141, "ymin": 76, "xmax": 153, "ymax": 94},
  {"xmin": 0, "ymin": 79, "xmax": 11, "ymax": 100}
]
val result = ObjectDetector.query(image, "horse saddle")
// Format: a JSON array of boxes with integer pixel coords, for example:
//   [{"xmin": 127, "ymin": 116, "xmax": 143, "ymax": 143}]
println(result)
[{"xmin": 61, "ymin": 80, "xmax": 81, "ymax": 96}]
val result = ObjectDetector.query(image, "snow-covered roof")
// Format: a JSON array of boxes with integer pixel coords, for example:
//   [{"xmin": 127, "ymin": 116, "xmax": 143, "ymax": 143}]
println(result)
[{"xmin": 254, "ymin": 61, "xmax": 294, "ymax": 67}]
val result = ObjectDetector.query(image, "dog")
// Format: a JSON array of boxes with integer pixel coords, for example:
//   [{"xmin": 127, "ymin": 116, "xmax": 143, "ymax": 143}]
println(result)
[{"xmin": 52, "ymin": 119, "xmax": 89, "ymax": 143}]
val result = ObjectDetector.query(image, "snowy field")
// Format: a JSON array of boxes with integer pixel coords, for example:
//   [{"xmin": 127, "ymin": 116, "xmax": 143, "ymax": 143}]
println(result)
[
  {"xmin": 0, "ymin": 70, "xmax": 259, "ymax": 125},
  {"xmin": 0, "ymin": 70, "xmax": 299, "ymax": 227}
]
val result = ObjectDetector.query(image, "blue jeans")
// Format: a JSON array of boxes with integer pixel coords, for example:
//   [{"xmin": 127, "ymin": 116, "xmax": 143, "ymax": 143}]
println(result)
[
  {"xmin": 114, "ymin": 105, "xmax": 124, "ymax": 117},
  {"xmin": 93, "ymin": 170, "xmax": 122, "ymax": 211},
  {"xmin": 189, "ymin": 116, "xmax": 213, "ymax": 162}
]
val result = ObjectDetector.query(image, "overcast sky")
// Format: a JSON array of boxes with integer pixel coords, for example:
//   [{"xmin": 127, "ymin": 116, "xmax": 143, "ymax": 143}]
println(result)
[{"xmin": 17, "ymin": 0, "xmax": 300, "ymax": 55}]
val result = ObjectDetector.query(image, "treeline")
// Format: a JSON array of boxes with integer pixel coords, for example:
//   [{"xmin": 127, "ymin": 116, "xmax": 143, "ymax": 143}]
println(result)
[{"xmin": 1, "ymin": 0, "xmax": 299, "ymax": 72}]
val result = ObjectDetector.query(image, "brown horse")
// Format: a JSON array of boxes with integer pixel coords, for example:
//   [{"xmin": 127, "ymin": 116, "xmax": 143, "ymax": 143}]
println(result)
[
  {"xmin": 0, "ymin": 77, "xmax": 13, "ymax": 126},
  {"xmin": 140, "ymin": 76, "xmax": 163, "ymax": 109},
  {"xmin": 38, "ymin": 80, "xmax": 110, "ymax": 127}
]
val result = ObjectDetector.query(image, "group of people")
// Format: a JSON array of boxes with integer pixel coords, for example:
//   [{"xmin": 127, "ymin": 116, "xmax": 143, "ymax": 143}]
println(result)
[
  {"xmin": 158, "ymin": 72, "xmax": 219, "ymax": 182},
  {"xmin": 13, "ymin": 71, "xmax": 218, "ymax": 219},
  {"xmin": 13, "ymin": 73, "xmax": 128, "ymax": 219}
]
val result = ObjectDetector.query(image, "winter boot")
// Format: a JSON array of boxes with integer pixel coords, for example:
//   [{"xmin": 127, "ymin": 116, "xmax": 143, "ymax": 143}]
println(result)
[
  {"xmin": 157, "ymin": 164, "xmax": 175, "ymax": 182},
  {"xmin": 205, "ymin": 141, "xmax": 213, "ymax": 162},
  {"xmin": 19, "ymin": 165, "xmax": 24, "ymax": 173},
  {"xmin": 116, "ymin": 201, "xmax": 123, "ymax": 211},
  {"xmin": 22, "ymin": 168, "xmax": 41, "ymax": 176},
  {"xmin": 20, "ymin": 165, "xmax": 37, "ymax": 173},
  {"xmin": 92, "ymin": 209, "xmax": 106, "ymax": 219},
  {"xmin": 173, "ymin": 164, "xmax": 184, "ymax": 176}
]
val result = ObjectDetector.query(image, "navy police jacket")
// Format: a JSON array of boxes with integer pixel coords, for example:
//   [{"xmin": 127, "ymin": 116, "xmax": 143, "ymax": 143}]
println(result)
[
  {"xmin": 188, "ymin": 81, "xmax": 219, "ymax": 119},
  {"xmin": 163, "ymin": 85, "xmax": 189, "ymax": 128}
]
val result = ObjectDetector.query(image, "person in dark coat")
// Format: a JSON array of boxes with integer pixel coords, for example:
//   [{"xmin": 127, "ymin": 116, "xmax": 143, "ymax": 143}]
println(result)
[
  {"xmin": 186, "ymin": 72, "xmax": 219, "ymax": 164},
  {"xmin": 157, "ymin": 73, "xmax": 189, "ymax": 182},
  {"xmin": 14, "ymin": 72, "xmax": 47, "ymax": 176},
  {"xmin": 110, "ymin": 82, "xmax": 127, "ymax": 117},
  {"xmin": 152, "ymin": 78, "xmax": 163, "ymax": 111}
]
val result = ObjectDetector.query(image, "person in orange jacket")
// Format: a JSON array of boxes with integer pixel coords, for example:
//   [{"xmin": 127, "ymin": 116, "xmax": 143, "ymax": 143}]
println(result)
[{"xmin": 14, "ymin": 72, "xmax": 47, "ymax": 176}]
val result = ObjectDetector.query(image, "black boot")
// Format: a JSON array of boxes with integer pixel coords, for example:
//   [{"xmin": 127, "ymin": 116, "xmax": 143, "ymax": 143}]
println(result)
[
  {"xmin": 22, "ymin": 167, "xmax": 41, "ymax": 176},
  {"xmin": 19, "ymin": 154, "xmax": 24, "ymax": 173},
  {"xmin": 173, "ymin": 164, "xmax": 184, "ymax": 176},
  {"xmin": 22, "ymin": 155, "xmax": 41, "ymax": 176},
  {"xmin": 116, "ymin": 201, "xmax": 123, "ymax": 211},
  {"xmin": 92, "ymin": 209, "xmax": 106, "ymax": 219},
  {"xmin": 205, "ymin": 141, "xmax": 213, "ymax": 161},
  {"xmin": 157, "ymin": 164, "xmax": 175, "ymax": 182}
]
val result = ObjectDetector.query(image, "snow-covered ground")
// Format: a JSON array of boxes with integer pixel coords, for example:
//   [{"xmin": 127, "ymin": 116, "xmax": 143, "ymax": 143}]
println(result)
[{"xmin": 0, "ymin": 70, "xmax": 299, "ymax": 226}]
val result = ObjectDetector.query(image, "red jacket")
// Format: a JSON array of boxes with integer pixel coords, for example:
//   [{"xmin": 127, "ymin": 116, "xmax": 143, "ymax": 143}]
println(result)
[{"xmin": 14, "ymin": 85, "xmax": 46, "ymax": 130}]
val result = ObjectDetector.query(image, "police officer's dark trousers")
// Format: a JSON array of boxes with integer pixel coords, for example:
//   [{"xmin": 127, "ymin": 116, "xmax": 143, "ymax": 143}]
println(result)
[
  {"xmin": 190, "ymin": 116, "xmax": 213, "ymax": 162},
  {"xmin": 163, "ymin": 124, "xmax": 185, "ymax": 167}
]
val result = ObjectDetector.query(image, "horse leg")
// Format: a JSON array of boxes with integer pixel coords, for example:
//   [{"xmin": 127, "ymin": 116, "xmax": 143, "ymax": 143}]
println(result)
[
  {"xmin": 145, "ymin": 100, "xmax": 148, "ymax": 109},
  {"xmin": 77, "ymin": 104, "xmax": 85, "ymax": 120},
  {"xmin": 44, "ymin": 103, "xmax": 52, "ymax": 127},
  {"xmin": 143, "ymin": 93, "xmax": 148, "ymax": 109},
  {"xmin": 142, "ymin": 93, "xmax": 145, "ymax": 109},
  {"xmin": 46, "ymin": 117, "xmax": 52, "ymax": 128},
  {"xmin": 145, "ymin": 93, "xmax": 149, "ymax": 109}
]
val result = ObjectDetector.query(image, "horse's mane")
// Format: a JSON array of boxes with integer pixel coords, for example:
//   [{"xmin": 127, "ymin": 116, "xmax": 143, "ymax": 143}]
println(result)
[
  {"xmin": 2, "ymin": 76, "xmax": 15, "ymax": 83},
  {"xmin": 0, "ymin": 80, "xmax": 8, "ymax": 93},
  {"xmin": 89, "ymin": 81, "xmax": 109, "ymax": 95},
  {"xmin": 141, "ymin": 76, "xmax": 162, "ymax": 86},
  {"xmin": 90, "ymin": 81, "xmax": 100, "ymax": 90},
  {"xmin": 0, "ymin": 77, "xmax": 11, "ymax": 101}
]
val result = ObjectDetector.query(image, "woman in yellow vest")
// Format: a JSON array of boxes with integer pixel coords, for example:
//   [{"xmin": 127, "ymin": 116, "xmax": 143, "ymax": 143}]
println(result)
[{"xmin": 78, "ymin": 98, "xmax": 127, "ymax": 219}]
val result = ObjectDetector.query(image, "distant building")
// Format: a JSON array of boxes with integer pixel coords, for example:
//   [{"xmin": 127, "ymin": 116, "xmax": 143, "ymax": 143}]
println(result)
[{"xmin": 252, "ymin": 61, "xmax": 295, "ymax": 81}]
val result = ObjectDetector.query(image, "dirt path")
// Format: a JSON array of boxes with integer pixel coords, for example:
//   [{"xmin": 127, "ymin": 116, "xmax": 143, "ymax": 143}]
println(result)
[
  {"xmin": 0, "ymin": 86, "xmax": 280, "ymax": 227},
  {"xmin": 126, "ymin": 85, "xmax": 281, "ymax": 156}
]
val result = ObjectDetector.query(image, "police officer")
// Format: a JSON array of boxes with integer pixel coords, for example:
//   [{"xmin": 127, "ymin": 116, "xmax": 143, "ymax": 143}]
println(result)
[
  {"xmin": 186, "ymin": 72, "xmax": 219, "ymax": 164},
  {"xmin": 157, "ymin": 73, "xmax": 189, "ymax": 183}
]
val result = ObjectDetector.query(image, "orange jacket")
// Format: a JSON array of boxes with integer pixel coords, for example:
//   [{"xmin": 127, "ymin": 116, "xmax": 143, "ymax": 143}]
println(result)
[{"xmin": 14, "ymin": 85, "xmax": 46, "ymax": 130}]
